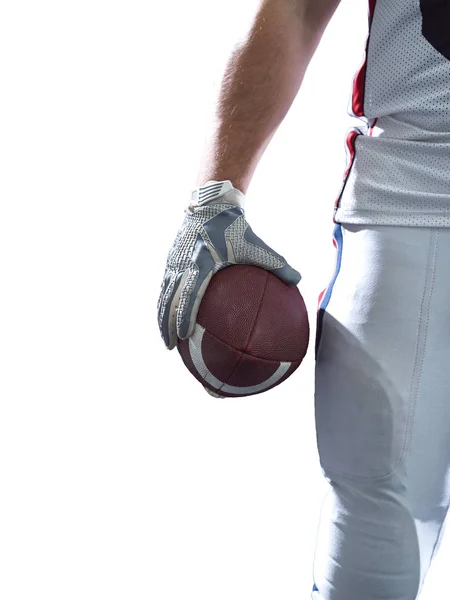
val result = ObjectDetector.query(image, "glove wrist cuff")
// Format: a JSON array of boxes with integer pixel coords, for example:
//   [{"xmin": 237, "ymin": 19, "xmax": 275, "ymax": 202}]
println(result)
[{"xmin": 190, "ymin": 180, "xmax": 245, "ymax": 209}]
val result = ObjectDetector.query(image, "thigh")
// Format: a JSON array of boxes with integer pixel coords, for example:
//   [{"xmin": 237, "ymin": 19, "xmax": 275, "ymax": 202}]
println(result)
[{"xmin": 314, "ymin": 223, "xmax": 438, "ymax": 481}]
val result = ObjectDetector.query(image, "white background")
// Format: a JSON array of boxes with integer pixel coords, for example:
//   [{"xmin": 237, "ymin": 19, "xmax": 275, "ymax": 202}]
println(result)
[{"xmin": 1, "ymin": 0, "xmax": 448, "ymax": 598}]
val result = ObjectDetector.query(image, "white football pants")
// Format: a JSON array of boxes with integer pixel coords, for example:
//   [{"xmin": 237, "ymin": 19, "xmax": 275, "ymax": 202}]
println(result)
[{"xmin": 312, "ymin": 223, "xmax": 450, "ymax": 600}]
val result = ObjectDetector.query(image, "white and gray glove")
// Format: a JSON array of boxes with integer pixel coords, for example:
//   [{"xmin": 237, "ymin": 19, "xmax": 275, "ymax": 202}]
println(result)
[{"xmin": 157, "ymin": 180, "xmax": 301, "ymax": 350}]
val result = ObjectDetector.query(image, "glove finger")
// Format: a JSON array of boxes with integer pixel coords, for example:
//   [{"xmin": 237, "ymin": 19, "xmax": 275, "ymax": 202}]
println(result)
[
  {"xmin": 157, "ymin": 272, "xmax": 171, "ymax": 334},
  {"xmin": 178, "ymin": 269, "xmax": 215, "ymax": 340},
  {"xmin": 270, "ymin": 263, "xmax": 302, "ymax": 286},
  {"xmin": 242, "ymin": 225, "xmax": 301, "ymax": 286},
  {"xmin": 177, "ymin": 234, "xmax": 219, "ymax": 340},
  {"xmin": 203, "ymin": 385, "xmax": 225, "ymax": 399},
  {"xmin": 157, "ymin": 270, "xmax": 183, "ymax": 349}
]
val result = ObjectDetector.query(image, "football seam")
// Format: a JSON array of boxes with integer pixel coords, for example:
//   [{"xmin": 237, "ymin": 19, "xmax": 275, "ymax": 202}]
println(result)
[
  {"xmin": 242, "ymin": 269, "xmax": 269, "ymax": 354},
  {"xmin": 202, "ymin": 270, "xmax": 270, "ymax": 393},
  {"xmin": 200, "ymin": 326, "xmax": 303, "ymax": 364}
]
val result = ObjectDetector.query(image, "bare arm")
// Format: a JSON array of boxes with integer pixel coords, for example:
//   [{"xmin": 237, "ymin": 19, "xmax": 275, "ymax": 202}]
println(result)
[{"xmin": 196, "ymin": 0, "xmax": 342, "ymax": 194}]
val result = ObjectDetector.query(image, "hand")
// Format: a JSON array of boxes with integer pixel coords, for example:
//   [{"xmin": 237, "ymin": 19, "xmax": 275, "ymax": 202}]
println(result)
[{"xmin": 157, "ymin": 180, "xmax": 301, "ymax": 350}]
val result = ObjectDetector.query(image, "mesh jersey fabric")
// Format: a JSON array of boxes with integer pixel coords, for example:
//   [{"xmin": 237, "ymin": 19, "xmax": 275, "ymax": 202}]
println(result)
[{"xmin": 333, "ymin": 0, "xmax": 450, "ymax": 227}]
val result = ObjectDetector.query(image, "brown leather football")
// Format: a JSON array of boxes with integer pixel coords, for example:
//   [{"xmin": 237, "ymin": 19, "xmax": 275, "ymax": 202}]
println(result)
[{"xmin": 177, "ymin": 264, "xmax": 309, "ymax": 398}]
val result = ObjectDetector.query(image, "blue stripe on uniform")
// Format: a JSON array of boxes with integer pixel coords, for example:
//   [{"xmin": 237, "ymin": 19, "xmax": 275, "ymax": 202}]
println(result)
[{"xmin": 315, "ymin": 223, "xmax": 344, "ymax": 360}]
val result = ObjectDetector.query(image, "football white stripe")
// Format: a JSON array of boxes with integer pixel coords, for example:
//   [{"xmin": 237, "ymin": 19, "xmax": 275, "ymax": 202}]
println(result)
[{"xmin": 188, "ymin": 324, "xmax": 291, "ymax": 395}]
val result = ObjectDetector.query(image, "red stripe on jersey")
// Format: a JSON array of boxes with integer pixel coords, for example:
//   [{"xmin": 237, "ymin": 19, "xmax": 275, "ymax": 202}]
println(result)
[{"xmin": 332, "ymin": 129, "xmax": 360, "ymax": 220}]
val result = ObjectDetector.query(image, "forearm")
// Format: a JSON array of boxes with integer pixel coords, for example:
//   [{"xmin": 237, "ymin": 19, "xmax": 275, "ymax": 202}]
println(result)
[{"xmin": 196, "ymin": 0, "xmax": 334, "ymax": 194}]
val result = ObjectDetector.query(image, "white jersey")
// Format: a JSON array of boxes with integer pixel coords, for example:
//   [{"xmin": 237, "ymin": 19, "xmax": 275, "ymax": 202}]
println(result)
[{"xmin": 333, "ymin": 0, "xmax": 450, "ymax": 227}]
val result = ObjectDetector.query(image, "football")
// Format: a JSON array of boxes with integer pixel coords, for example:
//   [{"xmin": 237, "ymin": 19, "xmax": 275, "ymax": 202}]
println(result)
[{"xmin": 177, "ymin": 264, "xmax": 309, "ymax": 398}]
